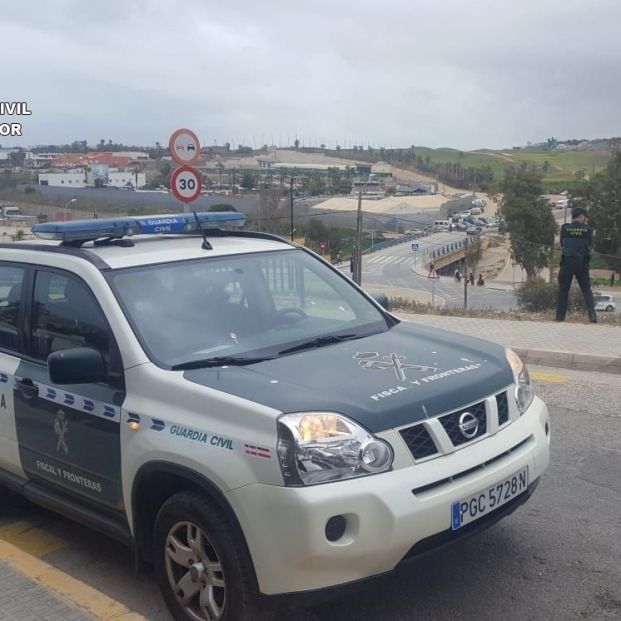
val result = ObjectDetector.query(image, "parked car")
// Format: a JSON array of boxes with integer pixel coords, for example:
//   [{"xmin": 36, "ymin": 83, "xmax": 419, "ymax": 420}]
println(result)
[
  {"xmin": 594, "ymin": 293, "xmax": 616, "ymax": 312},
  {"xmin": 0, "ymin": 211, "xmax": 551, "ymax": 621}
]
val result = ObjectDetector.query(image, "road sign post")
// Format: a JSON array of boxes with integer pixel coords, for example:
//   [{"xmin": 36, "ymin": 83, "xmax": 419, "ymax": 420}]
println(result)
[
  {"xmin": 168, "ymin": 128, "xmax": 201, "ymax": 166},
  {"xmin": 170, "ymin": 166, "xmax": 202, "ymax": 204},
  {"xmin": 168, "ymin": 128, "xmax": 202, "ymax": 212},
  {"xmin": 427, "ymin": 263, "xmax": 439, "ymax": 306}
]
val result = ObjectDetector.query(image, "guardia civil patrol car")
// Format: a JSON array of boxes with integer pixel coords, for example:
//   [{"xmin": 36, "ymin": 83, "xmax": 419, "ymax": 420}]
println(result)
[{"xmin": 0, "ymin": 212, "xmax": 550, "ymax": 621}]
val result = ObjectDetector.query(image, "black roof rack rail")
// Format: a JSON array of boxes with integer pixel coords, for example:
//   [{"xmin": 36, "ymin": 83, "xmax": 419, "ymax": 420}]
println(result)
[{"xmin": 0, "ymin": 243, "xmax": 111, "ymax": 270}]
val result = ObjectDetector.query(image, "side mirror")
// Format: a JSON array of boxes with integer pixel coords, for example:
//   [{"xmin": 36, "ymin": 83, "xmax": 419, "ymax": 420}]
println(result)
[
  {"xmin": 371, "ymin": 293, "xmax": 390, "ymax": 311},
  {"xmin": 48, "ymin": 348, "xmax": 106, "ymax": 385}
]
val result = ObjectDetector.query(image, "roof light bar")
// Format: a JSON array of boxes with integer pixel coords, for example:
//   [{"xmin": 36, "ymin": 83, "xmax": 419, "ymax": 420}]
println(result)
[{"xmin": 32, "ymin": 212, "xmax": 247, "ymax": 243}]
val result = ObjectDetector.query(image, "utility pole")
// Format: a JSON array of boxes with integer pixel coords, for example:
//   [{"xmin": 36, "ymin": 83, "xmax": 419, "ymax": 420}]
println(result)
[
  {"xmin": 289, "ymin": 176, "xmax": 294, "ymax": 241},
  {"xmin": 463, "ymin": 236, "xmax": 469, "ymax": 309},
  {"xmin": 353, "ymin": 191, "xmax": 363, "ymax": 285}
]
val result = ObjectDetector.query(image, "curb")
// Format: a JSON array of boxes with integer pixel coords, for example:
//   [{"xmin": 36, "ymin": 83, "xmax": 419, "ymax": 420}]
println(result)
[{"xmin": 513, "ymin": 348, "xmax": 621, "ymax": 375}]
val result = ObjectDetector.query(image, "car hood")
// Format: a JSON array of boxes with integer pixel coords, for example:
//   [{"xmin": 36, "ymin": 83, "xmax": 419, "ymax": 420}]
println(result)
[{"xmin": 184, "ymin": 322, "xmax": 514, "ymax": 433}]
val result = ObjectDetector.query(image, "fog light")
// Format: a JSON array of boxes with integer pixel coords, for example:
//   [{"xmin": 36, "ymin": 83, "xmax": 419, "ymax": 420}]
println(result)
[{"xmin": 325, "ymin": 515, "xmax": 346, "ymax": 542}]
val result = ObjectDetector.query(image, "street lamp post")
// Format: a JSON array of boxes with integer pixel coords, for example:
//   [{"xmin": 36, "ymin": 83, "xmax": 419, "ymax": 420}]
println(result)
[
  {"xmin": 289, "ymin": 176, "xmax": 294, "ymax": 241},
  {"xmin": 63, "ymin": 198, "xmax": 77, "ymax": 220}
]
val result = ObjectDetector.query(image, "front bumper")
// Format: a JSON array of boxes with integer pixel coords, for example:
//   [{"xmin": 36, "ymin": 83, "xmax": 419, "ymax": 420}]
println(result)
[{"xmin": 227, "ymin": 396, "xmax": 550, "ymax": 596}]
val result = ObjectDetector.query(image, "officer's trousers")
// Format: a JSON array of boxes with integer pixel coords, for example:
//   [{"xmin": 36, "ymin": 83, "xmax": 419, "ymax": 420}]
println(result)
[{"xmin": 555, "ymin": 257, "xmax": 596, "ymax": 321}]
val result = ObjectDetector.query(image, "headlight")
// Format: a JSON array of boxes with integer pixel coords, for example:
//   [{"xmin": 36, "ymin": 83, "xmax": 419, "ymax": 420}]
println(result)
[
  {"xmin": 505, "ymin": 349, "xmax": 534, "ymax": 415},
  {"xmin": 277, "ymin": 412, "xmax": 393, "ymax": 486}
]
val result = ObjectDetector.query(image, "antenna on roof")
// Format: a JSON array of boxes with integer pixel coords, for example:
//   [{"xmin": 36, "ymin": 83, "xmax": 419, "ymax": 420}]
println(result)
[{"xmin": 192, "ymin": 210, "xmax": 213, "ymax": 250}]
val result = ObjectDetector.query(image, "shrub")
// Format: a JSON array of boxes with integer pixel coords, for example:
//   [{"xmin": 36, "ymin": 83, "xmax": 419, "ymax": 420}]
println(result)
[
  {"xmin": 516, "ymin": 278, "xmax": 557, "ymax": 311},
  {"xmin": 517, "ymin": 278, "xmax": 590, "ymax": 313}
]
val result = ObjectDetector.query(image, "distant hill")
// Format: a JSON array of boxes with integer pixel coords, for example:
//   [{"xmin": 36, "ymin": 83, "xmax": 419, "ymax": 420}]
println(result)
[{"xmin": 327, "ymin": 145, "xmax": 613, "ymax": 191}]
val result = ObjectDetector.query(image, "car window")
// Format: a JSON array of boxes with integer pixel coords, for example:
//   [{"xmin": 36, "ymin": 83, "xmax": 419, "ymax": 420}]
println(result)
[
  {"xmin": 259, "ymin": 254, "xmax": 357, "ymax": 322},
  {"xmin": 110, "ymin": 249, "xmax": 388, "ymax": 367},
  {"xmin": 30, "ymin": 270, "xmax": 111, "ymax": 362},
  {"xmin": 0, "ymin": 264, "xmax": 25, "ymax": 352}
]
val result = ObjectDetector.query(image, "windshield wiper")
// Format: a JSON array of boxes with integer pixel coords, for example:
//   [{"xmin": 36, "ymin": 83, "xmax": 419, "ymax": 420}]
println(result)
[
  {"xmin": 278, "ymin": 334, "xmax": 359, "ymax": 355},
  {"xmin": 171, "ymin": 355, "xmax": 275, "ymax": 371}
]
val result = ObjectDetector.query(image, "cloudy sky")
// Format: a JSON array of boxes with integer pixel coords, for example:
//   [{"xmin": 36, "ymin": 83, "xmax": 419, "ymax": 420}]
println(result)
[{"xmin": 2, "ymin": 0, "xmax": 620, "ymax": 150}]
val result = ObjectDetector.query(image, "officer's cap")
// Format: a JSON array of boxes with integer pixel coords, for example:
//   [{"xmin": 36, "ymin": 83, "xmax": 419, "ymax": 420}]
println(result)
[{"xmin": 571, "ymin": 206, "xmax": 589, "ymax": 219}]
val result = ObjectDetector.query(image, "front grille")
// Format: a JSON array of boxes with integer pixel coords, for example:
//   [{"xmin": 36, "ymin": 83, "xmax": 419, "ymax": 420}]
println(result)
[
  {"xmin": 411, "ymin": 436, "xmax": 532, "ymax": 496},
  {"xmin": 439, "ymin": 400, "xmax": 487, "ymax": 446},
  {"xmin": 496, "ymin": 391, "xmax": 509, "ymax": 425},
  {"xmin": 400, "ymin": 424, "xmax": 438, "ymax": 460}
]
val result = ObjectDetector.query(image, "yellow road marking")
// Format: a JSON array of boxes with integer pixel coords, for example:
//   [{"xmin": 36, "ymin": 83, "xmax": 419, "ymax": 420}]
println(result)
[
  {"xmin": 0, "ymin": 521, "xmax": 66, "ymax": 557},
  {"xmin": 530, "ymin": 371, "xmax": 569, "ymax": 383},
  {"xmin": 0, "ymin": 539, "xmax": 147, "ymax": 620}
]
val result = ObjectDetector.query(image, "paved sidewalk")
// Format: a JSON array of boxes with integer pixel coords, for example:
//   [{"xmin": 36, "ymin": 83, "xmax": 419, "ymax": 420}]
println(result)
[
  {"xmin": 0, "ymin": 562, "xmax": 93, "ymax": 621},
  {"xmin": 397, "ymin": 313, "xmax": 621, "ymax": 373}
]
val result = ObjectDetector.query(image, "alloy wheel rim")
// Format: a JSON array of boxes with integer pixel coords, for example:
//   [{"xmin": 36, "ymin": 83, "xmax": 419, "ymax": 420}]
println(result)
[{"xmin": 165, "ymin": 521, "xmax": 226, "ymax": 621}]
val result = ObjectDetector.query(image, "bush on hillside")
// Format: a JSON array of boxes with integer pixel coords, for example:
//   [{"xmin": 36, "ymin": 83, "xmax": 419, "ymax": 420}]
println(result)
[
  {"xmin": 517, "ymin": 278, "xmax": 589, "ymax": 312},
  {"xmin": 516, "ymin": 278, "xmax": 557, "ymax": 311}
]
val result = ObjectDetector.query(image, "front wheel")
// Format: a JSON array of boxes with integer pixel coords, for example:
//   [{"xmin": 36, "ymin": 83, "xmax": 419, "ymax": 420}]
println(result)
[
  {"xmin": 606, "ymin": 305, "xmax": 614, "ymax": 312},
  {"xmin": 153, "ymin": 491, "xmax": 273, "ymax": 621}
]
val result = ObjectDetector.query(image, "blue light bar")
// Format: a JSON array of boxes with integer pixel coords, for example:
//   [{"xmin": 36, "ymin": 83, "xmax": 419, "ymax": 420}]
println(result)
[{"xmin": 32, "ymin": 212, "xmax": 247, "ymax": 243}]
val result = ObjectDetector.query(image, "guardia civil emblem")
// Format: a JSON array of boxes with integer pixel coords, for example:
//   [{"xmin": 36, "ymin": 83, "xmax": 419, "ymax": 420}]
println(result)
[{"xmin": 54, "ymin": 410, "xmax": 69, "ymax": 455}]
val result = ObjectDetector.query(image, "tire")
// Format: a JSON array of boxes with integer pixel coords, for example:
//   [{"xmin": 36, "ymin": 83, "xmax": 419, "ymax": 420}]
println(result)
[
  {"xmin": 153, "ymin": 490, "xmax": 273, "ymax": 621},
  {"xmin": 606, "ymin": 305, "xmax": 614, "ymax": 312}
]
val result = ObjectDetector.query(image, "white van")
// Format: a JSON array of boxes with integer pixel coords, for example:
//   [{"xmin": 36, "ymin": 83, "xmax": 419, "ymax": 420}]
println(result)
[{"xmin": 433, "ymin": 220, "xmax": 451, "ymax": 231}]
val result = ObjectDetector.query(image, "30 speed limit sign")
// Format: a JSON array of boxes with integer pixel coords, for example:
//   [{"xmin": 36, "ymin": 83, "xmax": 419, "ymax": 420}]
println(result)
[{"xmin": 170, "ymin": 166, "xmax": 202, "ymax": 203}]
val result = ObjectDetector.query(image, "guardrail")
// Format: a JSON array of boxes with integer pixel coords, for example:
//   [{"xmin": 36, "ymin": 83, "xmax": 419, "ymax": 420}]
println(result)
[{"xmin": 364, "ymin": 230, "xmax": 429, "ymax": 254}]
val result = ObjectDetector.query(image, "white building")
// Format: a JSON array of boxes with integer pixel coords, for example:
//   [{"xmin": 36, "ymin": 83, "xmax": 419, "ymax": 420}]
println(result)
[
  {"xmin": 38, "ymin": 171, "xmax": 87, "ymax": 187},
  {"xmin": 38, "ymin": 170, "xmax": 146, "ymax": 189}
]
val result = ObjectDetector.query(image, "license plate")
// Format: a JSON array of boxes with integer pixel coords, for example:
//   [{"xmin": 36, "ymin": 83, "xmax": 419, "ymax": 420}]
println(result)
[{"xmin": 451, "ymin": 466, "xmax": 528, "ymax": 530}]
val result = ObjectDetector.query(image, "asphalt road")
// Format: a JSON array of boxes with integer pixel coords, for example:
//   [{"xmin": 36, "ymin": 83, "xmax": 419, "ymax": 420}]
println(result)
[
  {"xmin": 1, "ymin": 365, "xmax": 619, "ymax": 621},
  {"xmin": 357, "ymin": 234, "xmax": 518, "ymax": 310}
]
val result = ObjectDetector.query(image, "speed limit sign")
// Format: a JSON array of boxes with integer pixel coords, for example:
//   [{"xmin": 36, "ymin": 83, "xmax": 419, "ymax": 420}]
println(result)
[
  {"xmin": 168, "ymin": 128, "xmax": 201, "ymax": 165},
  {"xmin": 170, "ymin": 166, "xmax": 202, "ymax": 203}
]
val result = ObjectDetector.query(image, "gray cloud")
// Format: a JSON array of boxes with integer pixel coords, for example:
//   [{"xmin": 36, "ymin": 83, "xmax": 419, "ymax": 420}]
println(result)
[{"xmin": 2, "ymin": 0, "xmax": 620, "ymax": 149}]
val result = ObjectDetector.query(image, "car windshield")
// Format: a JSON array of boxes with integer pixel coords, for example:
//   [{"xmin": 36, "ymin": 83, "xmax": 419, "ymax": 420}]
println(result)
[{"xmin": 109, "ymin": 249, "xmax": 390, "ymax": 367}]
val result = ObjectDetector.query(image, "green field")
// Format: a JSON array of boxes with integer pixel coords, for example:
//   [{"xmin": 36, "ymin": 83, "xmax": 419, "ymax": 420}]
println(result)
[{"xmin": 407, "ymin": 146, "xmax": 611, "ymax": 182}]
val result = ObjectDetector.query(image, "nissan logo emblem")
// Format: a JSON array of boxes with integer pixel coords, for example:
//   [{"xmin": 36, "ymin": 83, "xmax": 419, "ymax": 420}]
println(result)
[{"xmin": 458, "ymin": 411, "xmax": 479, "ymax": 439}]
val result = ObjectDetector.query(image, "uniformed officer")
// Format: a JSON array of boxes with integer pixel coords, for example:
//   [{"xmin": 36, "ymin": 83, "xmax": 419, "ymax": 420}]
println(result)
[{"xmin": 555, "ymin": 206, "xmax": 597, "ymax": 323}]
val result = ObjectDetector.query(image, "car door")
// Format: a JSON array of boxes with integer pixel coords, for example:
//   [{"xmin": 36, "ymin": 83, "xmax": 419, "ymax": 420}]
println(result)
[
  {"xmin": 13, "ymin": 267, "xmax": 126, "ymax": 513},
  {"xmin": 0, "ymin": 261, "xmax": 27, "ymax": 478}
]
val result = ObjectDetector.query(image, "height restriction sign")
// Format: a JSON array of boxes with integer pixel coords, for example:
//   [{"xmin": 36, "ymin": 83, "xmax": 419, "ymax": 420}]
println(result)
[
  {"xmin": 168, "ymin": 128, "xmax": 201, "ymax": 165},
  {"xmin": 170, "ymin": 166, "xmax": 202, "ymax": 203}
]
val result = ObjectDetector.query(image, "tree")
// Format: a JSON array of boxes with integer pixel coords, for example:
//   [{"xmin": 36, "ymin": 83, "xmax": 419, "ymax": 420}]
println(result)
[
  {"xmin": 307, "ymin": 218, "xmax": 329, "ymax": 242},
  {"xmin": 208, "ymin": 204, "xmax": 237, "ymax": 212},
  {"xmin": 240, "ymin": 171, "xmax": 256, "ymax": 190},
  {"xmin": 8, "ymin": 150, "xmax": 26, "ymax": 167},
  {"xmin": 257, "ymin": 187, "xmax": 285, "ymax": 233},
  {"xmin": 542, "ymin": 160, "xmax": 551, "ymax": 175},
  {"xmin": 574, "ymin": 151, "xmax": 621, "ymax": 272},
  {"xmin": 294, "ymin": 138, "xmax": 300, "ymax": 149},
  {"xmin": 307, "ymin": 176, "xmax": 326, "ymax": 196},
  {"xmin": 500, "ymin": 168, "xmax": 557, "ymax": 279}
]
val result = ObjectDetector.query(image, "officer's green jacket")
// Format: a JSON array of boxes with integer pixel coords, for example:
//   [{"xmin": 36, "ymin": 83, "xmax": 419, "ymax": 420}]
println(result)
[{"xmin": 560, "ymin": 220, "xmax": 592, "ymax": 259}]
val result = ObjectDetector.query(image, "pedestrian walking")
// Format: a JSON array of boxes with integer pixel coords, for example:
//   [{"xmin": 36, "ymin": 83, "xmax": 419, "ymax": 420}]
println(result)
[
  {"xmin": 469, "ymin": 272, "xmax": 475, "ymax": 286},
  {"xmin": 477, "ymin": 273, "xmax": 485, "ymax": 286},
  {"xmin": 555, "ymin": 207, "xmax": 597, "ymax": 323},
  {"xmin": 454, "ymin": 268, "xmax": 461, "ymax": 283},
  {"xmin": 611, "ymin": 272, "xmax": 616, "ymax": 287}
]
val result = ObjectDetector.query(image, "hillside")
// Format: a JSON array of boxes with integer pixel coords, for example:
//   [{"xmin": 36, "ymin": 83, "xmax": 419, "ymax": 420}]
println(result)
[{"xmin": 328, "ymin": 145, "xmax": 612, "ymax": 190}]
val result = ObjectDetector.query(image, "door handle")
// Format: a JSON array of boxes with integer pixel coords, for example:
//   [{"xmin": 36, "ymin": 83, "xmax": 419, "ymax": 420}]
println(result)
[{"xmin": 15, "ymin": 378, "xmax": 39, "ymax": 399}]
